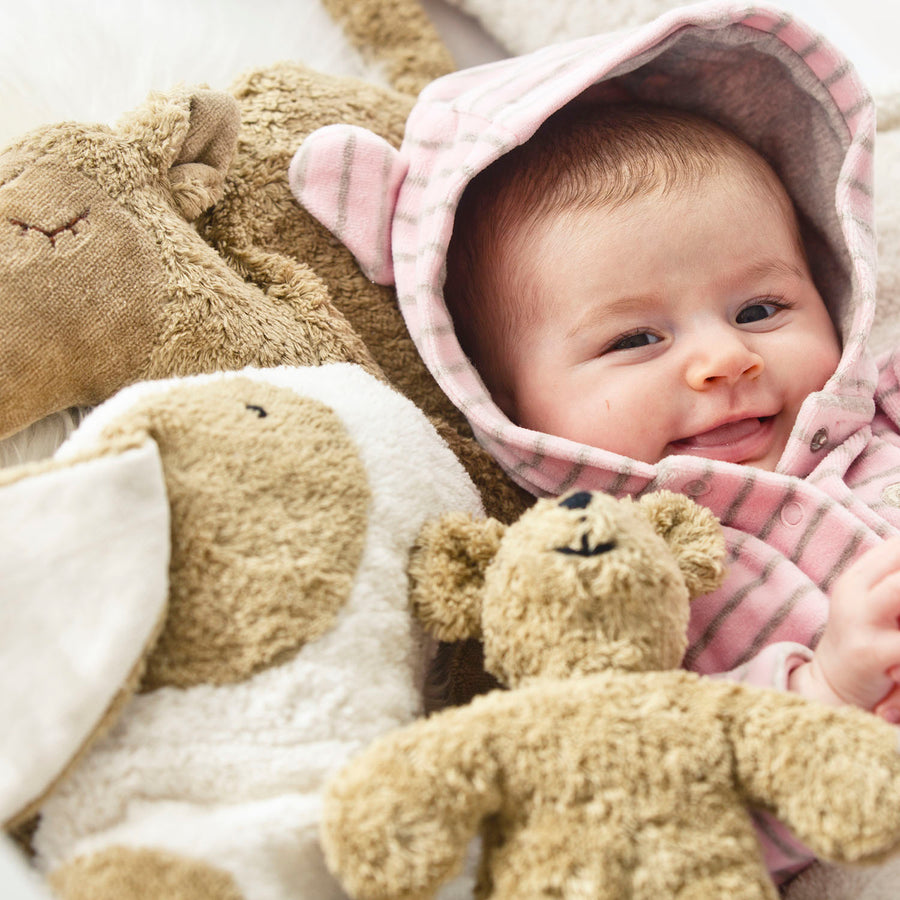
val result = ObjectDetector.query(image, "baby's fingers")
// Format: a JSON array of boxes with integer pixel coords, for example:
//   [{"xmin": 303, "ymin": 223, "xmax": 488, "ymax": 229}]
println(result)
[
  {"xmin": 875, "ymin": 677, "xmax": 900, "ymax": 723},
  {"xmin": 841, "ymin": 536, "xmax": 900, "ymax": 592},
  {"xmin": 865, "ymin": 568, "xmax": 900, "ymax": 625}
]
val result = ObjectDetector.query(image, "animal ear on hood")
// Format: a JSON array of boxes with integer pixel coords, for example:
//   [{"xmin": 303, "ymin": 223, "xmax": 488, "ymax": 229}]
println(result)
[
  {"xmin": 635, "ymin": 491, "xmax": 727, "ymax": 599},
  {"xmin": 289, "ymin": 124, "xmax": 407, "ymax": 285},
  {"xmin": 407, "ymin": 512, "xmax": 506, "ymax": 641},
  {"xmin": 119, "ymin": 88, "xmax": 241, "ymax": 221}
]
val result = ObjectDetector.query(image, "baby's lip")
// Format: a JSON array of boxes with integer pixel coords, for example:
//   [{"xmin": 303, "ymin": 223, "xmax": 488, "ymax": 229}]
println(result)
[{"xmin": 667, "ymin": 415, "xmax": 777, "ymax": 463}]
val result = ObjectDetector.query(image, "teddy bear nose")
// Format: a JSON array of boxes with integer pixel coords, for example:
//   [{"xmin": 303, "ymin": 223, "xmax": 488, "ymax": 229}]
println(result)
[{"xmin": 559, "ymin": 491, "xmax": 592, "ymax": 510}]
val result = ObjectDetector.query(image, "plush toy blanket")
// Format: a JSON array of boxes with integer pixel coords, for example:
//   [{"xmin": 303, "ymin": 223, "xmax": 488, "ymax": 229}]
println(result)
[{"xmin": 2, "ymin": 1, "xmax": 900, "ymax": 899}]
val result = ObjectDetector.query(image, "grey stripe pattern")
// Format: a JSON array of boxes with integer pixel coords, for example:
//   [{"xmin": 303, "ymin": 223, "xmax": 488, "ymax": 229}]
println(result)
[{"xmin": 333, "ymin": 130, "xmax": 356, "ymax": 244}]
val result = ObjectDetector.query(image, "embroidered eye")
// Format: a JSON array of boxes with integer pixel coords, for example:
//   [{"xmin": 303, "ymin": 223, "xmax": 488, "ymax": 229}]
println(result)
[
  {"xmin": 245, "ymin": 404, "xmax": 267, "ymax": 418},
  {"xmin": 9, "ymin": 208, "xmax": 90, "ymax": 247}
]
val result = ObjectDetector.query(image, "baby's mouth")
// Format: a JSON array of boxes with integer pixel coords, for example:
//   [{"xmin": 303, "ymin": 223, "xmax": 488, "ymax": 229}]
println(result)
[
  {"xmin": 667, "ymin": 416, "xmax": 776, "ymax": 462},
  {"xmin": 680, "ymin": 417, "xmax": 771, "ymax": 447}
]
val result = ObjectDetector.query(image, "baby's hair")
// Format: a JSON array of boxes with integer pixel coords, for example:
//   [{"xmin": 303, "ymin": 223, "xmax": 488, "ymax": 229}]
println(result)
[{"xmin": 444, "ymin": 102, "xmax": 797, "ymax": 401}]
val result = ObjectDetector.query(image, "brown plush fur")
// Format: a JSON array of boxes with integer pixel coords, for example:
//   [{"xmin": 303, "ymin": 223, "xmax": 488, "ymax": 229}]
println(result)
[
  {"xmin": 198, "ymin": 62, "xmax": 532, "ymax": 524},
  {"xmin": 49, "ymin": 847, "xmax": 245, "ymax": 900},
  {"xmin": 321, "ymin": 490, "xmax": 900, "ymax": 899},
  {"xmin": 0, "ymin": 88, "xmax": 378, "ymax": 441},
  {"xmin": 0, "ymin": 56, "xmax": 530, "ymax": 525},
  {"xmin": 321, "ymin": 0, "xmax": 456, "ymax": 95},
  {"xmin": 91, "ymin": 379, "xmax": 371, "ymax": 690}
]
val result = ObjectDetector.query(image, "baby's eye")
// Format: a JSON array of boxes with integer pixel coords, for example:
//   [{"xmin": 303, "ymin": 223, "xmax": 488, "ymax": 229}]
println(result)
[
  {"xmin": 610, "ymin": 331, "xmax": 661, "ymax": 352},
  {"xmin": 735, "ymin": 301, "xmax": 784, "ymax": 324}
]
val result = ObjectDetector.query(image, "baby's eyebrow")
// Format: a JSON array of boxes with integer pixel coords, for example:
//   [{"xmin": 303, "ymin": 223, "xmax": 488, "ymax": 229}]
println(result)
[{"xmin": 728, "ymin": 257, "xmax": 807, "ymax": 286}]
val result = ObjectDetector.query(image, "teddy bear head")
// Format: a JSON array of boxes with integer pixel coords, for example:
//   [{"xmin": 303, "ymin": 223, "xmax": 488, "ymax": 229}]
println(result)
[
  {"xmin": 409, "ymin": 489, "xmax": 726, "ymax": 687},
  {"xmin": 0, "ymin": 85, "xmax": 379, "ymax": 446},
  {"xmin": 0, "ymin": 88, "xmax": 245, "ymax": 440}
]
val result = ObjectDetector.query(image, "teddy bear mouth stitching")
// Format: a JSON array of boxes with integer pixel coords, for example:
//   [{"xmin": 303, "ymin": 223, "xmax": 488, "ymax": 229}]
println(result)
[
  {"xmin": 556, "ymin": 534, "xmax": 616, "ymax": 556},
  {"xmin": 9, "ymin": 208, "xmax": 90, "ymax": 247}
]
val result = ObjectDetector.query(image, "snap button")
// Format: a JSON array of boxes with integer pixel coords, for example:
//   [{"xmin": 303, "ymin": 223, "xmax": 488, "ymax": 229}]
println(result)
[
  {"xmin": 809, "ymin": 428, "xmax": 828, "ymax": 452},
  {"xmin": 780, "ymin": 501, "xmax": 804, "ymax": 527},
  {"xmin": 883, "ymin": 484, "xmax": 900, "ymax": 508},
  {"xmin": 684, "ymin": 479, "xmax": 709, "ymax": 497}
]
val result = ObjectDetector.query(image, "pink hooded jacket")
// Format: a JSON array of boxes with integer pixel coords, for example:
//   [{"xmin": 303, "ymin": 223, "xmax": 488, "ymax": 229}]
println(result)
[{"xmin": 292, "ymin": 0, "xmax": 899, "ymax": 881}]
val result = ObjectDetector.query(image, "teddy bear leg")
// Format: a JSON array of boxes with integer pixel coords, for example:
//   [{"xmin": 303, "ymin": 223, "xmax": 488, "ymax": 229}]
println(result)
[
  {"xmin": 47, "ymin": 846, "xmax": 246, "ymax": 900},
  {"xmin": 670, "ymin": 867, "xmax": 778, "ymax": 900}
]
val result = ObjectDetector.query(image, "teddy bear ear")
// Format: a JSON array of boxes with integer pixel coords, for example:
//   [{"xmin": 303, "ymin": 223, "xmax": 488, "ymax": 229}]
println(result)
[
  {"xmin": 289, "ymin": 124, "xmax": 406, "ymax": 285},
  {"xmin": 407, "ymin": 512, "xmax": 507, "ymax": 641},
  {"xmin": 118, "ymin": 88, "xmax": 241, "ymax": 221},
  {"xmin": 635, "ymin": 491, "xmax": 727, "ymax": 599}
]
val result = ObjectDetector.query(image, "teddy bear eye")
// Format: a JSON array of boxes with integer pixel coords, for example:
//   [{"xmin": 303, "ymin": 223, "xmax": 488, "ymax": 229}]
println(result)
[{"xmin": 245, "ymin": 404, "xmax": 267, "ymax": 418}]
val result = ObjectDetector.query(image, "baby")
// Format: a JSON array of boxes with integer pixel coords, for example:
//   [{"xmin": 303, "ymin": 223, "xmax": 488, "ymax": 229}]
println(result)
[
  {"xmin": 445, "ymin": 103, "xmax": 900, "ymax": 718},
  {"xmin": 446, "ymin": 104, "xmax": 841, "ymax": 472},
  {"xmin": 294, "ymin": 3, "xmax": 897, "ymax": 884}
]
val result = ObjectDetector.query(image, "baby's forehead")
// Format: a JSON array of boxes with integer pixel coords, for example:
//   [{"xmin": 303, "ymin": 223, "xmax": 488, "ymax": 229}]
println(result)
[
  {"xmin": 494, "ymin": 163, "xmax": 808, "ymax": 317},
  {"xmin": 506, "ymin": 148, "xmax": 800, "ymax": 264}
]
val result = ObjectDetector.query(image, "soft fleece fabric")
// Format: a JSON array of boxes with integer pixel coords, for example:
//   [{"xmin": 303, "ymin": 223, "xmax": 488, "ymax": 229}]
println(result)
[{"xmin": 293, "ymin": 0, "xmax": 896, "ymax": 881}]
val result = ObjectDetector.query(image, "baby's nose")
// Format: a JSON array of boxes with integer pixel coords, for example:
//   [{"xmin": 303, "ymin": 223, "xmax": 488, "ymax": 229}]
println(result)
[{"xmin": 685, "ymin": 334, "xmax": 764, "ymax": 390}]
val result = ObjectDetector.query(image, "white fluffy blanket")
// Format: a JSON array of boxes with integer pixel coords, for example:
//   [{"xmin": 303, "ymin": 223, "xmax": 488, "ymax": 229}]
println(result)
[{"xmin": 2, "ymin": 1, "xmax": 900, "ymax": 898}]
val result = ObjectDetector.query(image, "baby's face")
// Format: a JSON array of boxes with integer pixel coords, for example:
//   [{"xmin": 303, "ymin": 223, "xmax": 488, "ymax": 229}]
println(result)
[{"xmin": 497, "ymin": 171, "xmax": 841, "ymax": 470}]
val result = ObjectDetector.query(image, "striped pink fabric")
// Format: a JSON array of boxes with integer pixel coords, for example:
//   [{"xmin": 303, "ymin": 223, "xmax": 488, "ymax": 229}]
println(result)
[{"xmin": 292, "ymin": 0, "xmax": 892, "ymax": 883}]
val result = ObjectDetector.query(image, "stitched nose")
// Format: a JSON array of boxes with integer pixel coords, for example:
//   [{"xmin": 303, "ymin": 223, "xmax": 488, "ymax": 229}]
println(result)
[{"xmin": 559, "ymin": 491, "xmax": 592, "ymax": 510}]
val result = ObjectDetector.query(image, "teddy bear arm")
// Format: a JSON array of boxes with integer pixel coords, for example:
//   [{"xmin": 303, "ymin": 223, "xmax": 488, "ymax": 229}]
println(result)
[
  {"xmin": 727, "ymin": 686, "xmax": 900, "ymax": 863},
  {"xmin": 321, "ymin": 711, "xmax": 502, "ymax": 900}
]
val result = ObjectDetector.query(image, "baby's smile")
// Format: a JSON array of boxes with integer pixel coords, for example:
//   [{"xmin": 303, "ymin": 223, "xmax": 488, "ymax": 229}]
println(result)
[{"xmin": 666, "ymin": 415, "xmax": 777, "ymax": 465}]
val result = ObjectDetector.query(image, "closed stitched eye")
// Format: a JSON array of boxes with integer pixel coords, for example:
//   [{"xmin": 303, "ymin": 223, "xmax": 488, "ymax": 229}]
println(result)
[
  {"xmin": 246, "ymin": 404, "xmax": 268, "ymax": 418},
  {"xmin": 10, "ymin": 208, "xmax": 90, "ymax": 246}
]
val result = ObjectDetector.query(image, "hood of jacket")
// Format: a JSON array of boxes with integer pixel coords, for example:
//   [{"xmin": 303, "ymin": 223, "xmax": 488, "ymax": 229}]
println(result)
[{"xmin": 293, "ymin": 0, "xmax": 878, "ymax": 500}]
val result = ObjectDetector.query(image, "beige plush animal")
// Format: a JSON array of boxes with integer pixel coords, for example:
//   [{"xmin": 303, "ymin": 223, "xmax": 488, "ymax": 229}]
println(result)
[
  {"xmin": 0, "ymin": 86, "xmax": 379, "ymax": 443},
  {"xmin": 0, "ymin": 55, "xmax": 529, "ymax": 524},
  {"xmin": 321, "ymin": 490, "xmax": 900, "ymax": 900},
  {"xmin": 0, "ymin": 363, "xmax": 483, "ymax": 900}
]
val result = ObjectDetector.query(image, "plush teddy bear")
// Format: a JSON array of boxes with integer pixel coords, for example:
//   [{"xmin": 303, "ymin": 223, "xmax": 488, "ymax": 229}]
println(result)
[
  {"xmin": 320, "ymin": 490, "xmax": 900, "ymax": 900},
  {"xmin": 0, "ymin": 363, "xmax": 483, "ymax": 900}
]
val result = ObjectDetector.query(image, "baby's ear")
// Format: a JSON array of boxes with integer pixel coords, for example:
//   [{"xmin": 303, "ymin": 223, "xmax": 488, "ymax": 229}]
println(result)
[
  {"xmin": 636, "ymin": 491, "xmax": 727, "ymax": 598},
  {"xmin": 407, "ymin": 513, "xmax": 507, "ymax": 641},
  {"xmin": 119, "ymin": 88, "xmax": 241, "ymax": 221}
]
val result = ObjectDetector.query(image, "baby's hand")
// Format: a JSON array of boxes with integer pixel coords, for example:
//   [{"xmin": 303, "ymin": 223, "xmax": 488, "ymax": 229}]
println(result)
[{"xmin": 790, "ymin": 537, "xmax": 900, "ymax": 713}]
